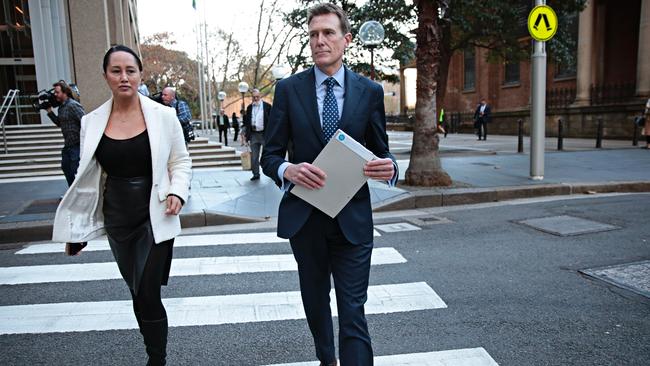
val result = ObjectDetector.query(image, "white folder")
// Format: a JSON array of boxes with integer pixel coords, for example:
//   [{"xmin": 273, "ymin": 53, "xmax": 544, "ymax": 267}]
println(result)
[{"xmin": 291, "ymin": 130, "xmax": 377, "ymax": 218}]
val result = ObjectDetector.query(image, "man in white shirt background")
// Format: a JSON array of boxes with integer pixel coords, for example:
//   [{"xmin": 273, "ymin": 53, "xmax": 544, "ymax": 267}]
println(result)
[{"xmin": 243, "ymin": 89, "xmax": 272, "ymax": 180}]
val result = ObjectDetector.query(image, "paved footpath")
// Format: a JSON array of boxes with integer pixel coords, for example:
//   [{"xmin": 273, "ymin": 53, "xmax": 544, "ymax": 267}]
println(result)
[{"xmin": 0, "ymin": 132, "xmax": 648, "ymax": 244}]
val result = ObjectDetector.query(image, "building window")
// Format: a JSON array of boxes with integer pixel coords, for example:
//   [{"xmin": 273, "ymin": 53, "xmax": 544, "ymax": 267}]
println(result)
[
  {"xmin": 504, "ymin": 61, "xmax": 520, "ymax": 85},
  {"xmin": 463, "ymin": 48, "xmax": 475, "ymax": 90}
]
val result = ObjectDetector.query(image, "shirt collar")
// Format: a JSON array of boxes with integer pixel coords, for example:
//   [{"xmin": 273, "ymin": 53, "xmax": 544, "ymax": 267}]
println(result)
[{"xmin": 314, "ymin": 65, "xmax": 345, "ymax": 88}]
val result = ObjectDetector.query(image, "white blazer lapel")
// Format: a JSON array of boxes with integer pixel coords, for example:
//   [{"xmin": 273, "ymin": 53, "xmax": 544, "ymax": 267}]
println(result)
[
  {"xmin": 79, "ymin": 99, "xmax": 111, "ymax": 169},
  {"xmin": 139, "ymin": 94, "xmax": 162, "ymax": 175}
]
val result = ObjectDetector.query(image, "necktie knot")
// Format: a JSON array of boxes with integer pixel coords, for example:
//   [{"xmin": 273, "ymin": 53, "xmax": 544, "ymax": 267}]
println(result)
[{"xmin": 324, "ymin": 77, "xmax": 337, "ymax": 89}]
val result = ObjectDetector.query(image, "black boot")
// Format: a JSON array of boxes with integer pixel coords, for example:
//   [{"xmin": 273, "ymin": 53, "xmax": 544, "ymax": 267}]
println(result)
[{"xmin": 140, "ymin": 317, "xmax": 167, "ymax": 366}]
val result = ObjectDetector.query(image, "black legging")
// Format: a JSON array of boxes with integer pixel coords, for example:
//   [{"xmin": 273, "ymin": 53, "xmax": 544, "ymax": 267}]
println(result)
[{"xmin": 130, "ymin": 241, "xmax": 172, "ymax": 322}]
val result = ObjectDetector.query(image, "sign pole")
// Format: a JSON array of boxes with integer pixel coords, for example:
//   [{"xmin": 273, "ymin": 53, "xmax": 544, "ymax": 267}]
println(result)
[{"xmin": 530, "ymin": 32, "xmax": 545, "ymax": 178}]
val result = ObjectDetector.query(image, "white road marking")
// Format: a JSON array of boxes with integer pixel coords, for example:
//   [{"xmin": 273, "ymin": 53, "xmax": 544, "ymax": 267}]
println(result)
[
  {"xmin": 0, "ymin": 248, "xmax": 405, "ymax": 285},
  {"xmin": 0, "ymin": 282, "xmax": 445, "ymax": 334},
  {"xmin": 265, "ymin": 347, "xmax": 499, "ymax": 366},
  {"xmin": 16, "ymin": 231, "xmax": 382, "ymax": 255},
  {"xmin": 375, "ymin": 222, "xmax": 421, "ymax": 233}
]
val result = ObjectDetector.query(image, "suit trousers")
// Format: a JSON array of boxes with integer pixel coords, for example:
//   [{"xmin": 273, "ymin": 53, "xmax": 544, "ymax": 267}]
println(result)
[
  {"xmin": 290, "ymin": 209, "xmax": 374, "ymax": 365},
  {"xmin": 249, "ymin": 131, "xmax": 264, "ymax": 177},
  {"xmin": 476, "ymin": 119, "xmax": 487, "ymax": 140},
  {"xmin": 218, "ymin": 126, "xmax": 228, "ymax": 145}
]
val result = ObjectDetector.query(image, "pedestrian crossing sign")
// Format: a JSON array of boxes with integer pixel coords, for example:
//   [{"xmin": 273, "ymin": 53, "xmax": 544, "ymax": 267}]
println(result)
[{"xmin": 528, "ymin": 5, "xmax": 558, "ymax": 41}]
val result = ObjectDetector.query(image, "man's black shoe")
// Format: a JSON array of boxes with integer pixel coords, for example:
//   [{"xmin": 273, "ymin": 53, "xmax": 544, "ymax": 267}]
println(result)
[{"xmin": 250, "ymin": 175, "xmax": 260, "ymax": 181}]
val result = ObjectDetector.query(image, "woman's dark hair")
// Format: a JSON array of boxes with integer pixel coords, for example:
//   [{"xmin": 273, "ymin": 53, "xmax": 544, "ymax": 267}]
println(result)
[{"xmin": 102, "ymin": 44, "xmax": 143, "ymax": 72}]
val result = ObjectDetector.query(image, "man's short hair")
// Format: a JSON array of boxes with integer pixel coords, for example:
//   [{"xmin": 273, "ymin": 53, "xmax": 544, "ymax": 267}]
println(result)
[
  {"xmin": 307, "ymin": 3, "xmax": 351, "ymax": 35},
  {"xmin": 53, "ymin": 81, "xmax": 73, "ymax": 98}
]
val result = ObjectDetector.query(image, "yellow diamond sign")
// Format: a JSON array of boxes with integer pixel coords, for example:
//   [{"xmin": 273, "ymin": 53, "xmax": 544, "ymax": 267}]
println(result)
[{"xmin": 528, "ymin": 5, "xmax": 558, "ymax": 41}]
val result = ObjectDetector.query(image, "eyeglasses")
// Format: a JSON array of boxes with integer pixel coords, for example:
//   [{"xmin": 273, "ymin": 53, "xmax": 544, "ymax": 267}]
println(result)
[{"xmin": 252, "ymin": 96, "xmax": 261, "ymax": 100}]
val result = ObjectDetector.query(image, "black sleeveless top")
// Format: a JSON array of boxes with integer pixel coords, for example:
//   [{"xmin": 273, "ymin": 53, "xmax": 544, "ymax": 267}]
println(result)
[{"xmin": 96, "ymin": 130, "xmax": 153, "ymax": 178}]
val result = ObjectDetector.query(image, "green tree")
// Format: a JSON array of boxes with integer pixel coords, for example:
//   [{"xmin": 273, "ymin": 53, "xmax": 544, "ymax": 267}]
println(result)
[{"xmin": 141, "ymin": 33, "xmax": 201, "ymax": 117}]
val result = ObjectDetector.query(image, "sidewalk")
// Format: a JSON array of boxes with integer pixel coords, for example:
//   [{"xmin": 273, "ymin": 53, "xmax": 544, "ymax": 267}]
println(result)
[{"xmin": 1, "ymin": 133, "xmax": 649, "ymax": 244}]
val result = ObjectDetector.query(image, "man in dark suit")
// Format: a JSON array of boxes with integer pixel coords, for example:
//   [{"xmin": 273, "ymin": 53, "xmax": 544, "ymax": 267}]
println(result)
[
  {"xmin": 215, "ymin": 108, "xmax": 230, "ymax": 146},
  {"xmin": 473, "ymin": 98, "xmax": 491, "ymax": 140},
  {"xmin": 244, "ymin": 88, "xmax": 272, "ymax": 180},
  {"xmin": 261, "ymin": 3, "xmax": 397, "ymax": 365}
]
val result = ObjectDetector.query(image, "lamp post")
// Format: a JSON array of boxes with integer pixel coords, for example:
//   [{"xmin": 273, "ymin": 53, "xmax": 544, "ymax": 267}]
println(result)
[
  {"xmin": 358, "ymin": 20, "xmax": 385, "ymax": 80},
  {"xmin": 271, "ymin": 64, "xmax": 288, "ymax": 83},
  {"xmin": 238, "ymin": 81, "xmax": 249, "ymax": 121}
]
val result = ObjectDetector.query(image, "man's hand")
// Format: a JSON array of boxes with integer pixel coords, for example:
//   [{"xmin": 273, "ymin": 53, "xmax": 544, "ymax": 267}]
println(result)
[
  {"xmin": 364, "ymin": 158, "xmax": 394, "ymax": 181},
  {"xmin": 284, "ymin": 162, "xmax": 326, "ymax": 190},
  {"xmin": 46, "ymin": 107, "xmax": 53, "ymax": 113},
  {"xmin": 165, "ymin": 195, "xmax": 183, "ymax": 215}
]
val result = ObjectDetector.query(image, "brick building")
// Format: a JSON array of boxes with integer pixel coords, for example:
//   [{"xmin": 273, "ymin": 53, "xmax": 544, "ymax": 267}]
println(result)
[{"xmin": 400, "ymin": 0, "xmax": 649, "ymax": 138}]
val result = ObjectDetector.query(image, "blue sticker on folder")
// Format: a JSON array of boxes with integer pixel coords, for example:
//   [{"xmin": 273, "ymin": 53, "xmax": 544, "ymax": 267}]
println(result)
[{"xmin": 338, "ymin": 134, "xmax": 345, "ymax": 141}]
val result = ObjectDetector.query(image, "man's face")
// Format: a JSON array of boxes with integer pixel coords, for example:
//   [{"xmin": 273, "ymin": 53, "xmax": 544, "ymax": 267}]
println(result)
[
  {"xmin": 161, "ymin": 89, "xmax": 174, "ymax": 105},
  {"xmin": 308, "ymin": 13, "xmax": 351, "ymax": 75},
  {"xmin": 252, "ymin": 91, "xmax": 261, "ymax": 104},
  {"xmin": 53, "ymin": 86, "xmax": 67, "ymax": 103}
]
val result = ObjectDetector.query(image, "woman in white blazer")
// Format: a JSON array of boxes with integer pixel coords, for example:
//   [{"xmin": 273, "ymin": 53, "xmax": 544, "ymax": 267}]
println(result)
[{"xmin": 52, "ymin": 45, "xmax": 191, "ymax": 365}]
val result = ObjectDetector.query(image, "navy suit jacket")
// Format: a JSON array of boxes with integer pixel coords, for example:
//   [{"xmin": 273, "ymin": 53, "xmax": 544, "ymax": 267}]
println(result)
[{"xmin": 261, "ymin": 66, "xmax": 396, "ymax": 245}]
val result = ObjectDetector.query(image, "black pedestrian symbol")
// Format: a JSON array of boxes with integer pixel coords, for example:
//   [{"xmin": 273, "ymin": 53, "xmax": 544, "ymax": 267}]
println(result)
[{"xmin": 533, "ymin": 13, "xmax": 552, "ymax": 32}]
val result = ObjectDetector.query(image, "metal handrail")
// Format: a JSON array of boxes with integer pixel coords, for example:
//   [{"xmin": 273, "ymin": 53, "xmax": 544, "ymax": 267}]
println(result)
[{"xmin": 1, "ymin": 89, "xmax": 20, "ymax": 154}]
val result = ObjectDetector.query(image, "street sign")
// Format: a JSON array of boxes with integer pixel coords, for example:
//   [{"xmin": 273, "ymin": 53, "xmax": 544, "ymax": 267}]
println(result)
[{"xmin": 527, "ymin": 5, "xmax": 558, "ymax": 41}]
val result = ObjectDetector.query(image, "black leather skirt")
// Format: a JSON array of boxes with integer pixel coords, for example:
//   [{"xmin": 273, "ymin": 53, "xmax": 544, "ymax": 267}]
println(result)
[{"xmin": 103, "ymin": 175, "xmax": 173, "ymax": 295}]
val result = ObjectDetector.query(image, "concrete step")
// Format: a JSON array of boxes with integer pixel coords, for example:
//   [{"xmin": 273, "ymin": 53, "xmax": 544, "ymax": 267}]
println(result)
[
  {"xmin": 3, "ymin": 133, "xmax": 63, "ymax": 142},
  {"xmin": 0, "ymin": 162, "xmax": 61, "ymax": 173},
  {"xmin": 0, "ymin": 156, "xmax": 61, "ymax": 167},
  {"xmin": 192, "ymin": 160, "xmax": 241, "ymax": 168},
  {"xmin": 0, "ymin": 169, "xmax": 62, "ymax": 180},
  {"xmin": 0, "ymin": 151, "xmax": 60, "ymax": 161},
  {"xmin": 5, "ymin": 139, "xmax": 64, "ymax": 149}
]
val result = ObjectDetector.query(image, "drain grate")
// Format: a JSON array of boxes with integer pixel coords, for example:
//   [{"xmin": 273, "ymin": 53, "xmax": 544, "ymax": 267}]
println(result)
[
  {"xmin": 406, "ymin": 215, "xmax": 452, "ymax": 226},
  {"xmin": 580, "ymin": 260, "xmax": 650, "ymax": 298},
  {"xmin": 516, "ymin": 215, "xmax": 620, "ymax": 236}
]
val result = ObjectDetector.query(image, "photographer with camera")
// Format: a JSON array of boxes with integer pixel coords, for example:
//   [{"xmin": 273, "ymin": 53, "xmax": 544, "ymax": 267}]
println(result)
[
  {"xmin": 46, "ymin": 81, "xmax": 86, "ymax": 186},
  {"xmin": 161, "ymin": 86, "xmax": 193, "ymax": 145}
]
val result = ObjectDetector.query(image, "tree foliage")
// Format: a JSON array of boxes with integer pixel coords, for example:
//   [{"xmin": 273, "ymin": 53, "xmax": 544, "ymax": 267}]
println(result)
[{"xmin": 141, "ymin": 32, "xmax": 200, "ymax": 116}]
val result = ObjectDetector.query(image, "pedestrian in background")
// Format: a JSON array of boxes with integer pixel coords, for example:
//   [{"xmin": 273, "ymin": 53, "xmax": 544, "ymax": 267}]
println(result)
[
  {"xmin": 231, "ymin": 112, "xmax": 240, "ymax": 143},
  {"xmin": 46, "ymin": 81, "xmax": 85, "ymax": 186},
  {"xmin": 216, "ymin": 108, "xmax": 230, "ymax": 146},
  {"xmin": 473, "ymin": 98, "xmax": 491, "ymax": 141},
  {"xmin": 243, "ymin": 88, "xmax": 271, "ymax": 180},
  {"xmin": 52, "ymin": 44, "xmax": 191, "ymax": 365}
]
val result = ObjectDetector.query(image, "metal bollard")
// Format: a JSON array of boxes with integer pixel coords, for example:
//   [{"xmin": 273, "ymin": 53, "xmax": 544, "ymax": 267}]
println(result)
[
  {"xmin": 557, "ymin": 118, "xmax": 564, "ymax": 151},
  {"xmin": 517, "ymin": 119, "xmax": 524, "ymax": 153},
  {"xmin": 596, "ymin": 118, "xmax": 603, "ymax": 148}
]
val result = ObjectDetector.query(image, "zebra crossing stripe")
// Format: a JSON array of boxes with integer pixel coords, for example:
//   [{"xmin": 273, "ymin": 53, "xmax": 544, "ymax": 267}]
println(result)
[
  {"xmin": 0, "ymin": 248, "xmax": 406, "ymax": 285},
  {"xmin": 0, "ymin": 282, "xmax": 445, "ymax": 335},
  {"xmin": 16, "ymin": 230, "xmax": 382, "ymax": 255},
  {"xmin": 264, "ymin": 347, "xmax": 499, "ymax": 366}
]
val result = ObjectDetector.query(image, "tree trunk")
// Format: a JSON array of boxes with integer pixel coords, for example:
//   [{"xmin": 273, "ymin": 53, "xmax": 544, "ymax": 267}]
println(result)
[{"xmin": 405, "ymin": 0, "xmax": 452, "ymax": 187}]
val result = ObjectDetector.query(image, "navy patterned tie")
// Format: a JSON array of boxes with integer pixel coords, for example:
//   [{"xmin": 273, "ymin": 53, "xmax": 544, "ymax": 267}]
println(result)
[{"xmin": 322, "ymin": 77, "xmax": 339, "ymax": 142}]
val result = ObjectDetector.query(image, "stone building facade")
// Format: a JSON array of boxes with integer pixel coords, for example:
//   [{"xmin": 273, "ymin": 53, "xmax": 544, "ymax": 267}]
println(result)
[{"xmin": 0, "ymin": 0, "xmax": 141, "ymax": 124}]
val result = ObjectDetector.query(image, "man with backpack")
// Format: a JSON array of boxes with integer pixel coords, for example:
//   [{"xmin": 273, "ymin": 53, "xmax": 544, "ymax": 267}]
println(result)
[{"xmin": 161, "ymin": 86, "xmax": 194, "ymax": 144}]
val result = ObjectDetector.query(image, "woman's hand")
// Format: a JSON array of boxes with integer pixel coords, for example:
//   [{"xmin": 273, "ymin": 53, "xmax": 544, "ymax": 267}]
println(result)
[{"xmin": 165, "ymin": 195, "xmax": 183, "ymax": 215}]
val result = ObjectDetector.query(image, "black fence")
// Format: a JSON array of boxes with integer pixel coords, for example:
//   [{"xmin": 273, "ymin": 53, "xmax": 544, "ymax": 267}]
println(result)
[
  {"xmin": 590, "ymin": 83, "xmax": 636, "ymax": 105},
  {"xmin": 546, "ymin": 87, "xmax": 576, "ymax": 109}
]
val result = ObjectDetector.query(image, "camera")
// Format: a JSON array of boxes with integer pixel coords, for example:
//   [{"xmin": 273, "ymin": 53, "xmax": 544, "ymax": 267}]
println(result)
[
  {"xmin": 32, "ymin": 88, "xmax": 60, "ymax": 110},
  {"xmin": 32, "ymin": 82, "xmax": 80, "ymax": 111}
]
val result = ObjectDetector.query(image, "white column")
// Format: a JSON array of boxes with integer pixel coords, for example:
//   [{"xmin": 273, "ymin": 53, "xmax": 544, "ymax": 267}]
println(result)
[
  {"xmin": 29, "ymin": 0, "xmax": 73, "ymax": 124},
  {"xmin": 637, "ymin": 0, "xmax": 650, "ymax": 96},
  {"xmin": 573, "ymin": 0, "xmax": 594, "ymax": 106}
]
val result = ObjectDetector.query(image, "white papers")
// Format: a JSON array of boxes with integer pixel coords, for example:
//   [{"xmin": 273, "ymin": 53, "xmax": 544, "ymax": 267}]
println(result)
[{"xmin": 291, "ymin": 130, "xmax": 376, "ymax": 218}]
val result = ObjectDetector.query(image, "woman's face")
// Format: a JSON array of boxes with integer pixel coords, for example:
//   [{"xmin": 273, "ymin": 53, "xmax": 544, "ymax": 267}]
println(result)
[{"xmin": 103, "ymin": 51, "xmax": 141, "ymax": 99}]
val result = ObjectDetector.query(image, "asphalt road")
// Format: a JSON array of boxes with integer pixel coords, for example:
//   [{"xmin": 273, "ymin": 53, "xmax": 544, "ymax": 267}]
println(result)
[{"xmin": 0, "ymin": 193, "xmax": 649, "ymax": 365}]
